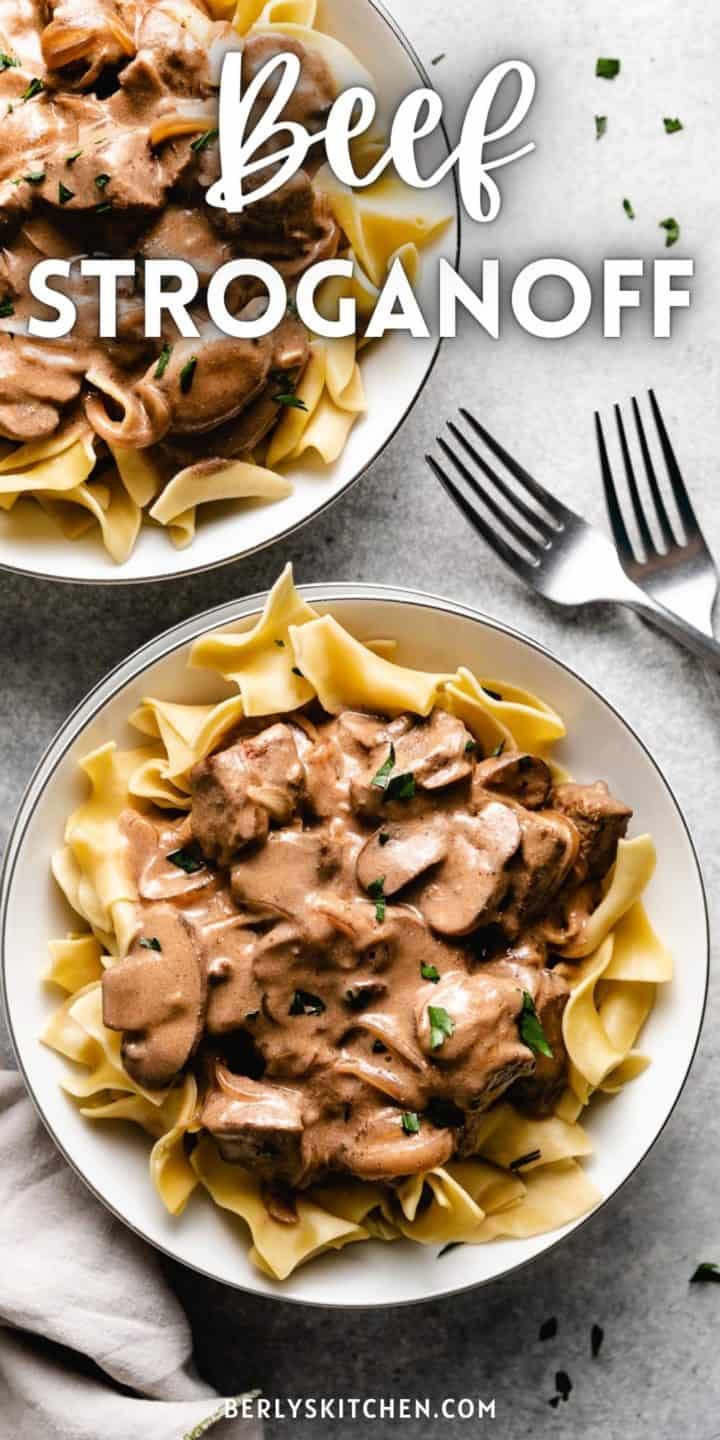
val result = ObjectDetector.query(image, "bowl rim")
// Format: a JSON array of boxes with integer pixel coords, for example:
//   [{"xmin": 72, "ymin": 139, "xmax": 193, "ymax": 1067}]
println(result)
[
  {"xmin": 0, "ymin": 581, "xmax": 710, "ymax": 1308},
  {"xmin": 0, "ymin": 0, "xmax": 462, "ymax": 589}
]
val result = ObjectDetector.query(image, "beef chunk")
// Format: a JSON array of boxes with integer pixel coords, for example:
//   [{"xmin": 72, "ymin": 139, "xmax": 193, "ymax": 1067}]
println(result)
[
  {"xmin": 201, "ymin": 1069, "xmax": 305, "ymax": 1184},
  {"xmin": 553, "ymin": 780, "xmax": 632, "ymax": 881},
  {"xmin": 487, "ymin": 960, "xmax": 570, "ymax": 1117},
  {"xmin": 191, "ymin": 723, "xmax": 304, "ymax": 867}
]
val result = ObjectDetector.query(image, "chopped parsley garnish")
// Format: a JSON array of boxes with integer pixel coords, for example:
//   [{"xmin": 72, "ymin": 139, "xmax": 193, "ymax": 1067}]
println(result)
[
  {"xmin": 94, "ymin": 172, "xmax": 110, "ymax": 189},
  {"xmin": 179, "ymin": 355, "xmax": 198, "ymax": 392},
  {"xmin": 65, "ymin": 149, "xmax": 83, "ymax": 164},
  {"xmin": 464, "ymin": 738, "xmax": 476, "ymax": 752},
  {"xmin": 555, "ymin": 1371, "xmax": 572, "ymax": 1402},
  {"xmin": 167, "ymin": 846, "xmax": 204, "ymax": 874},
  {"xmin": 595, "ymin": 57, "xmax": 620, "ymax": 79},
  {"xmin": 595, "ymin": 114, "xmax": 607, "ymax": 140},
  {"xmin": 690, "ymin": 1262, "xmax": 720, "ymax": 1283},
  {"xmin": 539, "ymin": 1317, "xmax": 558, "ymax": 1342},
  {"xmin": 0, "ymin": 298, "xmax": 14, "ymax": 318},
  {"xmin": 0, "ymin": 54, "xmax": 18, "ymax": 72},
  {"xmin": 663, "ymin": 116, "xmax": 683, "ymax": 134},
  {"xmin": 190, "ymin": 127, "xmax": 219, "ymax": 152},
  {"xmin": 622, "ymin": 197, "xmax": 635, "ymax": 219},
  {"xmin": 401, "ymin": 1111, "xmax": 420, "ymax": 1135},
  {"xmin": 591, "ymin": 1323, "xmax": 604, "ymax": 1357},
  {"xmin": 368, "ymin": 876, "xmax": 386, "ymax": 922},
  {"xmin": 95, "ymin": 201, "xmax": 112, "ymax": 214},
  {"xmin": 21, "ymin": 77, "xmax": 44, "ymax": 102},
  {"xmin": 289, "ymin": 989, "xmax": 325, "ymax": 1016},
  {"xmin": 371, "ymin": 744, "xmax": 396, "ymax": 790},
  {"xmin": 483, "ymin": 685, "xmax": 503, "ymax": 701},
  {"xmin": 24, "ymin": 171, "xmax": 45, "ymax": 184},
  {"xmin": 519, "ymin": 991, "xmax": 554, "ymax": 1058},
  {"xmin": 378, "ymin": 831, "xmax": 390, "ymax": 846},
  {"xmin": 428, "ymin": 1004, "xmax": 454, "ymax": 1050},
  {"xmin": 6, "ymin": 102, "xmax": 13, "ymax": 116},
  {"xmin": 58, "ymin": 182, "xmax": 74, "ymax": 205},
  {"xmin": 139, "ymin": 936, "xmax": 161, "ymax": 951},
  {"xmin": 275, "ymin": 393, "xmax": 308, "ymax": 410},
  {"xmin": 385, "ymin": 771, "xmax": 416, "ymax": 802},
  {"xmin": 421, "ymin": 962, "xmax": 440, "ymax": 983},
  {"xmin": 370, "ymin": 743, "xmax": 415, "ymax": 801},
  {"xmin": 659, "ymin": 216, "xmax": 680, "ymax": 247},
  {"xmin": 509, "ymin": 1148, "xmax": 541, "ymax": 1170},
  {"xmin": 154, "ymin": 343, "xmax": 172, "ymax": 378},
  {"xmin": 491, "ymin": 739, "xmax": 506, "ymax": 757}
]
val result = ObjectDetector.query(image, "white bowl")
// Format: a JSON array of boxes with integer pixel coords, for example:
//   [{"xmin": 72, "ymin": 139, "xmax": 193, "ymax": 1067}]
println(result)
[
  {"xmin": 0, "ymin": 586, "xmax": 708, "ymax": 1306},
  {"xmin": 0, "ymin": 0, "xmax": 459, "ymax": 586}
]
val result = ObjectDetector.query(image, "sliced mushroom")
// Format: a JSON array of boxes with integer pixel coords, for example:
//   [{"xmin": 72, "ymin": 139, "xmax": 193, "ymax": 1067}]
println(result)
[
  {"xmin": 417, "ymin": 803, "xmax": 522, "ymax": 936},
  {"xmin": 102, "ymin": 902, "xmax": 206, "ymax": 1088},
  {"xmin": 356, "ymin": 817, "xmax": 448, "ymax": 897},
  {"xmin": 472, "ymin": 752, "xmax": 552, "ymax": 810}
]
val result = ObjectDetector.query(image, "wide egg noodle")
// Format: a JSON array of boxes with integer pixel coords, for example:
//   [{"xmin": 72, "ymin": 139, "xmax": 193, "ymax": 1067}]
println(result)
[
  {"xmin": 55, "ymin": 742, "xmax": 162, "ymax": 956},
  {"xmin": 190, "ymin": 563, "xmax": 320, "ymax": 714},
  {"xmin": 190, "ymin": 1135, "xmax": 369, "ymax": 1280},
  {"xmin": 469, "ymin": 1161, "xmax": 602, "ymax": 1241},
  {"xmin": 45, "ymin": 934, "xmax": 105, "ymax": 994},
  {"xmin": 288, "ymin": 613, "xmax": 454, "ymax": 716},
  {"xmin": 148, "ymin": 461, "xmax": 293, "ymax": 536}
]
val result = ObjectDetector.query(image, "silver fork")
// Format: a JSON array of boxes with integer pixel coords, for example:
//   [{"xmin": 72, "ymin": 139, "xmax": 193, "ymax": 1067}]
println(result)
[
  {"xmin": 426, "ymin": 409, "xmax": 720, "ymax": 671},
  {"xmin": 596, "ymin": 390, "xmax": 718, "ymax": 637}
]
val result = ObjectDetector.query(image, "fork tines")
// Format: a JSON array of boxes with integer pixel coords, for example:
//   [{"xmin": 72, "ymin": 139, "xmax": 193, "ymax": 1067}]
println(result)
[
  {"xmin": 595, "ymin": 390, "xmax": 700, "ymax": 564},
  {"xmin": 426, "ymin": 409, "xmax": 566, "ymax": 575}
]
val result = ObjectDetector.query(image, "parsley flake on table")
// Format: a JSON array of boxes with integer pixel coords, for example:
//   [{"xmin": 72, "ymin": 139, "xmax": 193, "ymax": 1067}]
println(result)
[
  {"xmin": 659, "ymin": 216, "xmax": 680, "ymax": 247},
  {"xmin": 663, "ymin": 117, "xmax": 683, "ymax": 133},
  {"xmin": 595, "ymin": 115, "xmax": 607, "ymax": 140},
  {"xmin": 519, "ymin": 991, "xmax": 554, "ymax": 1058},
  {"xmin": 622, "ymin": 197, "xmax": 635, "ymax": 219},
  {"xmin": 690, "ymin": 1262, "xmax": 720, "ymax": 1283},
  {"xmin": 596, "ymin": 57, "xmax": 620, "ymax": 79}
]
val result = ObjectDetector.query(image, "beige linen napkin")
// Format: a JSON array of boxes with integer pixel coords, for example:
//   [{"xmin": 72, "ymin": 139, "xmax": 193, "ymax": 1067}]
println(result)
[{"xmin": 0, "ymin": 1073, "xmax": 261, "ymax": 1440}]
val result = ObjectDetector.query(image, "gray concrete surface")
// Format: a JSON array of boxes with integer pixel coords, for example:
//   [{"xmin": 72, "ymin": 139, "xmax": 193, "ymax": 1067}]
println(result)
[{"xmin": 2, "ymin": 0, "xmax": 720, "ymax": 1435}]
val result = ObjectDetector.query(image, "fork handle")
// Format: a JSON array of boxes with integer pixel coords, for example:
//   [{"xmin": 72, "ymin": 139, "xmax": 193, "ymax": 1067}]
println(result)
[{"xmin": 622, "ymin": 591, "xmax": 720, "ymax": 669}]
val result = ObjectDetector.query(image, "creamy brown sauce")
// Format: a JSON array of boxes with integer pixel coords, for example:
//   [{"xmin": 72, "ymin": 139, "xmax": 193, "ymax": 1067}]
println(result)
[
  {"xmin": 102, "ymin": 706, "xmax": 632, "ymax": 1191},
  {"xmin": 0, "ymin": 1, "xmax": 338, "ymax": 448}
]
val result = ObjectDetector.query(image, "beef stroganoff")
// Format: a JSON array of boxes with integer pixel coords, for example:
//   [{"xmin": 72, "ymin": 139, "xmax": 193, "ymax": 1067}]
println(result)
[
  {"xmin": 42, "ymin": 567, "xmax": 673, "ymax": 1279},
  {"xmin": 0, "ymin": 0, "xmax": 448, "ymax": 560}
]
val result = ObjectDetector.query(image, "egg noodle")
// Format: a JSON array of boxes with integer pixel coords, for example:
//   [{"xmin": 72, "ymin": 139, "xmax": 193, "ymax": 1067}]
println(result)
[
  {"xmin": 41, "ymin": 566, "xmax": 672, "ymax": 1280},
  {"xmin": 0, "ymin": 0, "xmax": 451, "ymax": 561}
]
